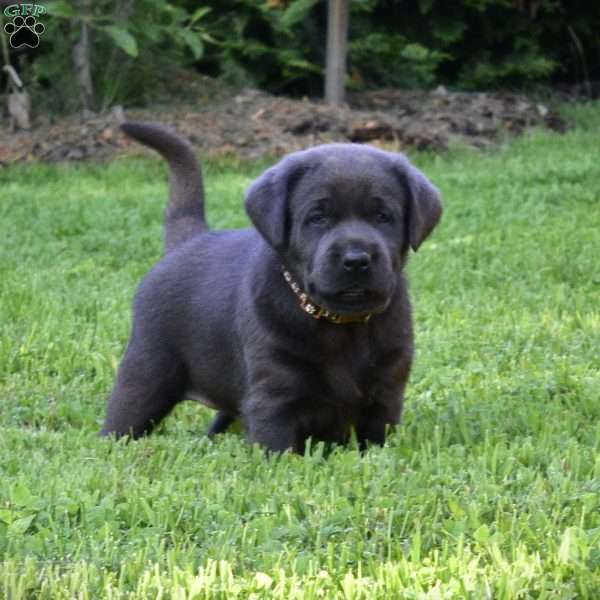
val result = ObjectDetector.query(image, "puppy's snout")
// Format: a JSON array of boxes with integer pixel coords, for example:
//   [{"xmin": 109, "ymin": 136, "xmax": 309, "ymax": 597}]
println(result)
[{"xmin": 342, "ymin": 248, "xmax": 371, "ymax": 273}]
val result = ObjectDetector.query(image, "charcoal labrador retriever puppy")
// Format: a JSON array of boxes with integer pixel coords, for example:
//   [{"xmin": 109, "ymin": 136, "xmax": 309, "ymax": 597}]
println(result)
[{"xmin": 101, "ymin": 122, "xmax": 442, "ymax": 452}]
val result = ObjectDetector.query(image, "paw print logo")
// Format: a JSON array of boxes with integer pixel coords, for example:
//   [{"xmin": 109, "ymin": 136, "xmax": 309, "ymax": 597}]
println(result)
[{"xmin": 4, "ymin": 15, "xmax": 45, "ymax": 49}]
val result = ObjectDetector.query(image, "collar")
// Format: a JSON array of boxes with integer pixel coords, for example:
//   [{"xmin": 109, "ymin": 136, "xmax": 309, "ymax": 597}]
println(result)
[{"xmin": 282, "ymin": 267, "xmax": 373, "ymax": 324}]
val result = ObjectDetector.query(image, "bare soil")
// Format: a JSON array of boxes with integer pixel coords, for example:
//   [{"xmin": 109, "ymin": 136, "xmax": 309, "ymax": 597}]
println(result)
[{"xmin": 0, "ymin": 76, "xmax": 570, "ymax": 166}]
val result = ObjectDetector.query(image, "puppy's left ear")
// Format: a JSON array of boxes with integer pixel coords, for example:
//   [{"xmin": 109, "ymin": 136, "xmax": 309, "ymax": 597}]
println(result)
[
  {"xmin": 245, "ymin": 155, "xmax": 303, "ymax": 251},
  {"xmin": 396, "ymin": 158, "xmax": 443, "ymax": 251}
]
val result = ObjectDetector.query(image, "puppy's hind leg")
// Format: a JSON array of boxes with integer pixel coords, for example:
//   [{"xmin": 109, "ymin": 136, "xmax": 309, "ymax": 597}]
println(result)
[{"xmin": 101, "ymin": 341, "xmax": 187, "ymax": 439}]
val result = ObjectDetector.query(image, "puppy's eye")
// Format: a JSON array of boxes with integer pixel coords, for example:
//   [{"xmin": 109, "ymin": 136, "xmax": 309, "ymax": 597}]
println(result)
[
  {"xmin": 307, "ymin": 212, "xmax": 328, "ymax": 226},
  {"xmin": 375, "ymin": 210, "xmax": 393, "ymax": 224}
]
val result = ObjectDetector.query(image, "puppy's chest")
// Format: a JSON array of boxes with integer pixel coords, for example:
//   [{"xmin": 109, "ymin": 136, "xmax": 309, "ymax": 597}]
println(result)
[{"xmin": 317, "ymin": 327, "xmax": 395, "ymax": 406}]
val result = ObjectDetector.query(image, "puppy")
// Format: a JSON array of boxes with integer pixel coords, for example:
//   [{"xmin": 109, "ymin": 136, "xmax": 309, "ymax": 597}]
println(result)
[{"xmin": 101, "ymin": 122, "xmax": 442, "ymax": 452}]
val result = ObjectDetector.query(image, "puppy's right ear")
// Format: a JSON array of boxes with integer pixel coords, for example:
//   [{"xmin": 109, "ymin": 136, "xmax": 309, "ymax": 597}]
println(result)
[{"xmin": 245, "ymin": 156, "xmax": 302, "ymax": 251}]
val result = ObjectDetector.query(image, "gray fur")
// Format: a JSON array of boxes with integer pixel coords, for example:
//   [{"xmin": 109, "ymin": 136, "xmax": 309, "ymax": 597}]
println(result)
[
  {"xmin": 120, "ymin": 122, "xmax": 207, "ymax": 251},
  {"xmin": 101, "ymin": 123, "xmax": 442, "ymax": 453}
]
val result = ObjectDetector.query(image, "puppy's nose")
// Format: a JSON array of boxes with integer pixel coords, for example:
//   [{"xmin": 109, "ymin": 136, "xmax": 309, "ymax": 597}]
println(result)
[{"xmin": 342, "ymin": 249, "xmax": 371, "ymax": 272}]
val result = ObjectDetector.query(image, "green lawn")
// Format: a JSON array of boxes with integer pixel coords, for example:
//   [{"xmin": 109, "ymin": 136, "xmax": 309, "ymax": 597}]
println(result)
[{"xmin": 1, "ymin": 103, "xmax": 599, "ymax": 599}]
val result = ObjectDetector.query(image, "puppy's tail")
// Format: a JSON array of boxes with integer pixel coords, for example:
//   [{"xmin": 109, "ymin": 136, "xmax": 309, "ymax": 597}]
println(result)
[{"xmin": 121, "ymin": 121, "xmax": 208, "ymax": 251}]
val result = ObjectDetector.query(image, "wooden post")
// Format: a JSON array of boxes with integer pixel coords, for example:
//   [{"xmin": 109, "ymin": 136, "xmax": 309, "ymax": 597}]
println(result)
[
  {"xmin": 325, "ymin": 0, "xmax": 349, "ymax": 107},
  {"xmin": 72, "ymin": 0, "xmax": 96, "ymax": 113}
]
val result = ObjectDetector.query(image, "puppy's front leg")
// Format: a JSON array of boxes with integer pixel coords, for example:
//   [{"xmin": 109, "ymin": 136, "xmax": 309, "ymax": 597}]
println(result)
[
  {"xmin": 243, "ymin": 395, "xmax": 301, "ymax": 453},
  {"xmin": 355, "ymin": 382, "xmax": 406, "ymax": 450},
  {"xmin": 355, "ymin": 406, "xmax": 391, "ymax": 451}
]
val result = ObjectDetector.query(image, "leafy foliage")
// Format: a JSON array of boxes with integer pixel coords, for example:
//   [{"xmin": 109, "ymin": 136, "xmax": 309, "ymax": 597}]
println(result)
[
  {"xmin": 180, "ymin": 0, "xmax": 325, "ymax": 94},
  {"xmin": 191, "ymin": 0, "xmax": 600, "ymax": 93},
  {"xmin": 24, "ymin": 0, "xmax": 213, "ymax": 112},
  {"xmin": 349, "ymin": 33, "xmax": 447, "ymax": 89},
  {"xmin": 345, "ymin": 0, "xmax": 600, "ymax": 90},
  {"xmin": 4, "ymin": 0, "xmax": 600, "ymax": 111}
]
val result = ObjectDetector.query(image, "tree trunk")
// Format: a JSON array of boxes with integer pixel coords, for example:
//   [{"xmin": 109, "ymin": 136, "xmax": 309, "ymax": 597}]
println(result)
[
  {"xmin": 325, "ymin": 0, "xmax": 349, "ymax": 107},
  {"xmin": 72, "ymin": 0, "xmax": 95, "ymax": 113},
  {"xmin": 116, "ymin": 0, "xmax": 136, "ymax": 21}
]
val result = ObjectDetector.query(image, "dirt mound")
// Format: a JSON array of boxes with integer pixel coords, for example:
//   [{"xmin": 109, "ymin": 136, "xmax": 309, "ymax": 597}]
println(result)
[{"xmin": 0, "ymin": 84, "xmax": 569, "ymax": 166}]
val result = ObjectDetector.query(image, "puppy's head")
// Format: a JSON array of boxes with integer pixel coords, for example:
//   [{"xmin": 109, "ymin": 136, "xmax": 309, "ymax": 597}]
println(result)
[{"xmin": 246, "ymin": 144, "xmax": 442, "ymax": 316}]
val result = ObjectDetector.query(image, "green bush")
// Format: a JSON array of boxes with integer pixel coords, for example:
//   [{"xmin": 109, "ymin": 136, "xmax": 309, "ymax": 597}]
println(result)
[
  {"xmin": 186, "ymin": 0, "xmax": 600, "ymax": 94},
  {"xmin": 346, "ymin": 0, "xmax": 600, "ymax": 90},
  {"xmin": 349, "ymin": 32, "xmax": 447, "ymax": 89},
  {"xmin": 21, "ymin": 0, "xmax": 212, "ymax": 112},
  {"xmin": 5, "ymin": 0, "xmax": 600, "ymax": 112},
  {"xmin": 181, "ymin": 0, "xmax": 324, "ymax": 95}
]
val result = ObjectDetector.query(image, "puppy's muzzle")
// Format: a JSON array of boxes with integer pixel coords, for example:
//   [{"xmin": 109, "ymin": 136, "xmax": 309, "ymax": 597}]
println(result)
[{"xmin": 307, "ymin": 240, "xmax": 392, "ymax": 314}]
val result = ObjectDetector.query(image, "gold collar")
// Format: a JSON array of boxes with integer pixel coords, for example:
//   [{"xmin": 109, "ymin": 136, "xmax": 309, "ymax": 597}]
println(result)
[{"xmin": 282, "ymin": 268, "xmax": 373, "ymax": 324}]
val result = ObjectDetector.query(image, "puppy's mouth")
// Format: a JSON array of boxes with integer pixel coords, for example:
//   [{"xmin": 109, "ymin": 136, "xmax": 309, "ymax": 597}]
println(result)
[
  {"xmin": 312, "ymin": 284, "xmax": 389, "ymax": 314},
  {"xmin": 337, "ymin": 287, "xmax": 370, "ymax": 304}
]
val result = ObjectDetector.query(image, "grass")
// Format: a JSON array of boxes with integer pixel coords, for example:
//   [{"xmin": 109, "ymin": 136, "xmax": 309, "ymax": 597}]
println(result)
[{"xmin": 1, "ymin": 102, "xmax": 599, "ymax": 598}]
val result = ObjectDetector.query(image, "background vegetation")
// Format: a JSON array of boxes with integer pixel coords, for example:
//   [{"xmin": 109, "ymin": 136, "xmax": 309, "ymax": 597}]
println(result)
[
  {"xmin": 3, "ymin": 0, "xmax": 600, "ymax": 114},
  {"xmin": 1, "ymin": 103, "xmax": 599, "ymax": 597}
]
